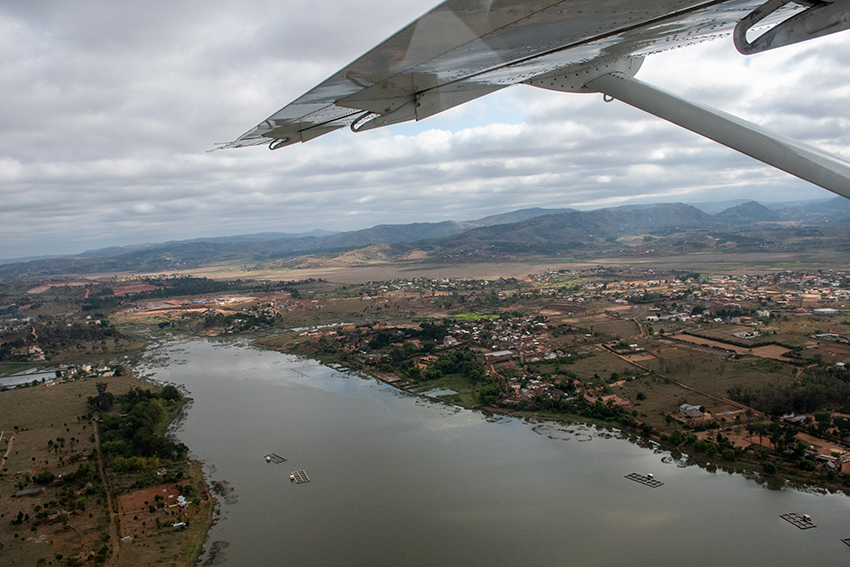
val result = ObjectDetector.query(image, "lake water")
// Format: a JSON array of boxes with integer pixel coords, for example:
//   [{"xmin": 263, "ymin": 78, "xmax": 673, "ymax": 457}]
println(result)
[
  {"xmin": 0, "ymin": 368, "xmax": 60, "ymax": 388},
  {"xmin": 134, "ymin": 339, "xmax": 850, "ymax": 566}
]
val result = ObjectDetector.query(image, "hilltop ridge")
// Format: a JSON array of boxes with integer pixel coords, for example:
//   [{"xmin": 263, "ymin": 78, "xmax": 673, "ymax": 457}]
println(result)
[{"xmin": 2, "ymin": 198, "xmax": 848, "ymax": 280}]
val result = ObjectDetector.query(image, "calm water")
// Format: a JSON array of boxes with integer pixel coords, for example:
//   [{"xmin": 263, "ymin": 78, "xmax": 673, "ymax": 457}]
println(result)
[
  {"xmin": 0, "ymin": 369, "xmax": 60, "ymax": 388},
  {"xmin": 135, "ymin": 339, "xmax": 850, "ymax": 566}
]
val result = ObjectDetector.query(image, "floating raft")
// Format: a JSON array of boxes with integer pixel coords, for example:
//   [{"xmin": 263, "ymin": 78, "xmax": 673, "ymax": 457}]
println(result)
[
  {"xmin": 264, "ymin": 453, "xmax": 287, "ymax": 464},
  {"xmin": 290, "ymin": 470, "xmax": 310, "ymax": 484},
  {"xmin": 625, "ymin": 472, "xmax": 663, "ymax": 488},
  {"xmin": 780, "ymin": 513, "xmax": 816, "ymax": 529},
  {"xmin": 841, "ymin": 538, "xmax": 850, "ymax": 547}
]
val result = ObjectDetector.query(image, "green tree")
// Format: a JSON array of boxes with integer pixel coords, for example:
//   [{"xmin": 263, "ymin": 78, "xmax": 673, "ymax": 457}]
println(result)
[
  {"xmin": 406, "ymin": 366, "xmax": 422, "ymax": 382},
  {"xmin": 477, "ymin": 383, "xmax": 502, "ymax": 405},
  {"xmin": 834, "ymin": 416, "xmax": 850, "ymax": 438},
  {"xmin": 814, "ymin": 411, "xmax": 833, "ymax": 435},
  {"xmin": 668, "ymin": 429, "xmax": 685, "ymax": 445},
  {"xmin": 33, "ymin": 471, "xmax": 55, "ymax": 485},
  {"xmin": 694, "ymin": 440, "xmax": 717, "ymax": 455}
]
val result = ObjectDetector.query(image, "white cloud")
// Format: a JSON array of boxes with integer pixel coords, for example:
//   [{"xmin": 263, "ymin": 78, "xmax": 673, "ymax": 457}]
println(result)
[{"xmin": 1, "ymin": 1, "xmax": 848, "ymax": 259}]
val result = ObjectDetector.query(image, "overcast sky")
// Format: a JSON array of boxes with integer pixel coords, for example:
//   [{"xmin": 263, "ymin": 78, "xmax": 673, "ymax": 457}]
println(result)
[{"xmin": 2, "ymin": 1, "xmax": 850, "ymax": 260}]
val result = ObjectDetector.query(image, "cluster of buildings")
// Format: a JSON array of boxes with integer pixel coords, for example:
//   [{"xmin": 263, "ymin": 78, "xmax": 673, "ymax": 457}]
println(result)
[{"xmin": 580, "ymin": 270, "xmax": 847, "ymax": 324}]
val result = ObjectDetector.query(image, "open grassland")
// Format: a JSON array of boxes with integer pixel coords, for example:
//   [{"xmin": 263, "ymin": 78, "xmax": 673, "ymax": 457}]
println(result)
[
  {"xmin": 0, "ymin": 376, "xmax": 143, "ymax": 432},
  {"xmin": 583, "ymin": 318, "xmax": 642, "ymax": 340},
  {"xmin": 640, "ymin": 348, "xmax": 797, "ymax": 397},
  {"xmin": 552, "ymin": 348, "xmax": 639, "ymax": 382}
]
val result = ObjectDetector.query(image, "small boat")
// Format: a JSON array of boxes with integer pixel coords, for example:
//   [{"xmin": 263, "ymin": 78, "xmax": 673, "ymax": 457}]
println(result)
[{"xmin": 265, "ymin": 456, "xmax": 271, "ymax": 463}]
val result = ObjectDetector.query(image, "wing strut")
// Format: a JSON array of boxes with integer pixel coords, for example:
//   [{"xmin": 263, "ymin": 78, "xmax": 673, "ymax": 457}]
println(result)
[{"xmin": 585, "ymin": 72, "xmax": 850, "ymax": 198}]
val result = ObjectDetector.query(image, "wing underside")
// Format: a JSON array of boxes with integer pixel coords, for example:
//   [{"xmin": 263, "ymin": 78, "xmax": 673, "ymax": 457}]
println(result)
[
  {"xmin": 216, "ymin": 0, "xmax": 850, "ymax": 198},
  {"xmin": 219, "ymin": 0, "xmax": 792, "ymax": 150}
]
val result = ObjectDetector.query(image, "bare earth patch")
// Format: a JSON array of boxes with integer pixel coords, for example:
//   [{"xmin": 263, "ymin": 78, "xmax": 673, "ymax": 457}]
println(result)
[{"xmin": 749, "ymin": 344, "xmax": 793, "ymax": 360}]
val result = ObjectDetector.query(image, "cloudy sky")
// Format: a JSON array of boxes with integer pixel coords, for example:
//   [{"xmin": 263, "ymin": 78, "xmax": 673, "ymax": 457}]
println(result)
[{"xmin": 2, "ymin": 1, "xmax": 850, "ymax": 260}]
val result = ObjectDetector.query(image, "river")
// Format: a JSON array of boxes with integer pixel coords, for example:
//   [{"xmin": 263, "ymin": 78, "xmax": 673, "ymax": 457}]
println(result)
[{"xmin": 134, "ymin": 338, "xmax": 850, "ymax": 566}]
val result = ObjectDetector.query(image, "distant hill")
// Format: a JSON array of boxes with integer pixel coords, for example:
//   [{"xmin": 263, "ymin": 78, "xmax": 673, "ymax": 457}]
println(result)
[
  {"xmin": 468, "ymin": 207, "xmax": 578, "ymax": 226},
  {"xmin": 0, "ymin": 221, "xmax": 480, "ymax": 279},
  {"xmin": 2, "ymin": 198, "xmax": 849, "ymax": 280},
  {"xmin": 687, "ymin": 199, "xmax": 757, "ymax": 214},
  {"xmin": 714, "ymin": 202, "xmax": 780, "ymax": 224},
  {"xmin": 0, "ymin": 254, "xmax": 60, "ymax": 266},
  {"xmin": 429, "ymin": 203, "xmax": 716, "ymax": 255},
  {"xmin": 774, "ymin": 196, "xmax": 850, "ymax": 222},
  {"xmin": 173, "ymin": 229, "xmax": 339, "ymax": 244}
]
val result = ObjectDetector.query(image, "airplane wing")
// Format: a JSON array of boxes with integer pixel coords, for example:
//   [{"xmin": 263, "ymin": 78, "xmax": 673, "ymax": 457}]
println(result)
[{"xmin": 216, "ymin": 0, "xmax": 850, "ymax": 197}]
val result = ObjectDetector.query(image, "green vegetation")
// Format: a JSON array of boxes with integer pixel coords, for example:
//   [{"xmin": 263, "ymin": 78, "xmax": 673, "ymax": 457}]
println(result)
[{"xmin": 91, "ymin": 384, "xmax": 189, "ymax": 486}]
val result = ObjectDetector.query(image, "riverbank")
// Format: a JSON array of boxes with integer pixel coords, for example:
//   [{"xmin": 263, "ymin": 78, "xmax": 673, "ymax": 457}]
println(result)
[
  {"xmin": 0, "ymin": 371, "xmax": 216, "ymax": 567},
  {"xmin": 123, "ymin": 337, "xmax": 850, "ymax": 566},
  {"xmin": 257, "ymin": 334, "xmax": 850, "ymax": 498}
]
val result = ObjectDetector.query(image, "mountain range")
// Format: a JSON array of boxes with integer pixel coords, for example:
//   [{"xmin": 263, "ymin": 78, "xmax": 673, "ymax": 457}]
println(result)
[{"xmin": 2, "ymin": 198, "xmax": 849, "ymax": 280}]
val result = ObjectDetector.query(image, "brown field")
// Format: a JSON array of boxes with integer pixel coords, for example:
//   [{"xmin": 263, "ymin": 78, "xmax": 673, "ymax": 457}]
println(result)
[
  {"xmin": 556, "ymin": 347, "xmax": 641, "ymax": 382},
  {"xmin": 0, "ymin": 374, "xmax": 218, "ymax": 567},
  {"xmin": 749, "ymin": 344, "xmax": 794, "ymax": 360},
  {"xmin": 820, "ymin": 342, "xmax": 850, "ymax": 359},
  {"xmin": 586, "ymin": 318, "xmax": 642, "ymax": 340},
  {"xmin": 622, "ymin": 353, "xmax": 656, "ymax": 363},
  {"xmin": 620, "ymin": 375, "xmax": 717, "ymax": 429},
  {"xmin": 117, "ymin": 483, "xmax": 185, "ymax": 537},
  {"xmin": 670, "ymin": 333, "xmax": 751, "ymax": 354}
]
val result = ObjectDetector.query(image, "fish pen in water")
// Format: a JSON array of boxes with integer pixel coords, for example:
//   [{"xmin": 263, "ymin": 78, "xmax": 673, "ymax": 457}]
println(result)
[
  {"xmin": 780, "ymin": 513, "xmax": 816, "ymax": 530},
  {"xmin": 624, "ymin": 472, "xmax": 663, "ymax": 488},
  {"xmin": 290, "ymin": 470, "xmax": 310, "ymax": 484}
]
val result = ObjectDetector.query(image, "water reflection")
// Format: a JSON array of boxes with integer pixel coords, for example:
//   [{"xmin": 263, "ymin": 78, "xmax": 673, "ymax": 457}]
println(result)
[{"xmin": 135, "ymin": 339, "xmax": 850, "ymax": 567}]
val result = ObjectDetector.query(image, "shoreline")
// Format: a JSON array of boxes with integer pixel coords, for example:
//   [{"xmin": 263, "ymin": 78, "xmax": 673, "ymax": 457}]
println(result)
[
  {"xmin": 138, "ymin": 369, "xmax": 218, "ymax": 567},
  {"xmin": 175, "ymin": 461, "xmax": 217, "ymax": 567},
  {"xmin": 260, "ymin": 339, "xmax": 850, "ymax": 498}
]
